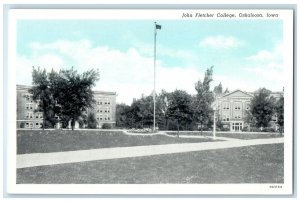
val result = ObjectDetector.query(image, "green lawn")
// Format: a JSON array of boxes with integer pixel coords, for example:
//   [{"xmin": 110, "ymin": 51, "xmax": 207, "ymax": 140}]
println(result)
[
  {"xmin": 166, "ymin": 131, "xmax": 282, "ymax": 139},
  {"xmin": 17, "ymin": 143, "xmax": 284, "ymax": 184},
  {"xmin": 17, "ymin": 130, "xmax": 217, "ymax": 154}
]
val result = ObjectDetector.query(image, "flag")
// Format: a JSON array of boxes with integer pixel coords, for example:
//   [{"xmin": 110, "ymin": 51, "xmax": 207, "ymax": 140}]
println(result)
[{"xmin": 156, "ymin": 24, "xmax": 162, "ymax": 30}]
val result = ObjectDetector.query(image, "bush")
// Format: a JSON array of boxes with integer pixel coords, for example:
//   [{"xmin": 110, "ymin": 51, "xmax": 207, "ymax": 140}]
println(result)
[
  {"xmin": 220, "ymin": 127, "xmax": 230, "ymax": 132},
  {"xmin": 242, "ymin": 127, "xmax": 249, "ymax": 132},
  {"xmin": 87, "ymin": 113, "xmax": 97, "ymax": 129},
  {"xmin": 262, "ymin": 127, "xmax": 276, "ymax": 132},
  {"xmin": 102, "ymin": 123, "xmax": 113, "ymax": 129},
  {"xmin": 20, "ymin": 122, "xmax": 25, "ymax": 128},
  {"xmin": 42, "ymin": 120, "xmax": 54, "ymax": 128}
]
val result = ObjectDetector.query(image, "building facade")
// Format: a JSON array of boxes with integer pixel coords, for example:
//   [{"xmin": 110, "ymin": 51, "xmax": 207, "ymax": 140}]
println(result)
[
  {"xmin": 17, "ymin": 85, "xmax": 43, "ymax": 129},
  {"xmin": 16, "ymin": 85, "xmax": 117, "ymax": 129},
  {"xmin": 215, "ymin": 89, "xmax": 283, "ymax": 132}
]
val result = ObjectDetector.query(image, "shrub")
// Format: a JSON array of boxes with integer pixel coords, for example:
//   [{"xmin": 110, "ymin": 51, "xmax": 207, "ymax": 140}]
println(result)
[
  {"xmin": 221, "ymin": 127, "xmax": 230, "ymax": 132},
  {"xmin": 242, "ymin": 127, "xmax": 249, "ymax": 132},
  {"xmin": 102, "ymin": 123, "xmax": 113, "ymax": 129},
  {"xmin": 87, "ymin": 113, "xmax": 97, "ymax": 129},
  {"xmin": 262, "ymin": 127, "xmax": 276, "ymax": 132},
  {"xmin": 20, "ymin": 122, "xmax": 25, "ymax": 128}
]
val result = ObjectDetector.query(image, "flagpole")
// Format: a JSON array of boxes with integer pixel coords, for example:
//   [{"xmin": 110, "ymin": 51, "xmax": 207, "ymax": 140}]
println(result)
[{"xmin": 153, "ymin": 22, "xmax": 157, "ymax": 132}]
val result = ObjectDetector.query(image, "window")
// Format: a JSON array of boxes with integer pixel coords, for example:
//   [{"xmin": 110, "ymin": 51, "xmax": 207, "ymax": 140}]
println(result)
[
  {"xmin": 245, "ymin": 102, "xmax": 250, "ymax": 110},
  {"xmin": 234, "ymin": 102, "xmax": 241, "ymax": 110},
  {"xmin": 234, "ymin": 114, "xmax": 242, "ymax": 119},
  {"xmin": 26, "ymin": 103, "xmax": 34, "ymax": 110},
  {"xmin": 222, "ymin": 102, "xmax": 230, "ymax": 110},
  {"xmin": 25, "ymin": 122, "xmax": 29, "ymax": 128},
  {"xmin": 222, "ymin": 115, "xmax": 230, "ymax": 121},
  {"xmin": 26, "ymin": 112, "xmax": 33, "ymax": 119}
]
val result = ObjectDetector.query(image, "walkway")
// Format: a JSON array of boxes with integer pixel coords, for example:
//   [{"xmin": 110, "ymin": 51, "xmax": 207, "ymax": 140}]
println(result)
[{"xmin": 17, "ymin": 137, "xmax": 284, "ymax": 169}]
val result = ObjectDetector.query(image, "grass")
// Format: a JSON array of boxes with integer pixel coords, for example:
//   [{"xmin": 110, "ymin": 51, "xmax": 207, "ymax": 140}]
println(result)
[
  {"xmin": 166, "ymin": 131, "xmax": 282, "ymax": 140},
  {"xmin": 17, "ymin": 130, "xmax": 217, "ymax": 154},
  {"xmin": 17, "ymin": 143, "xmax": 284, "ymax": 184}
]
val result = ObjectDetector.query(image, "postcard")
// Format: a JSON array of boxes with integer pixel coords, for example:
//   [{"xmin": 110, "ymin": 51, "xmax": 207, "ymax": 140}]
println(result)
[{"xmin": 6, "ymin": 8, "xmax": 294, "ymax": 195}]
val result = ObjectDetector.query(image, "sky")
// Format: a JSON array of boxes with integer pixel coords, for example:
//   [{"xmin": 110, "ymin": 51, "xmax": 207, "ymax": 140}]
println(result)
[{"xmin": 16, "ymin": 19, "xmax": 284, "ymax": 104}]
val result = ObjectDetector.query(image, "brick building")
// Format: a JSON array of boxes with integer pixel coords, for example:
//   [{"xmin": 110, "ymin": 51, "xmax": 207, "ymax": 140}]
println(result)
[
  {"xmin": 214, "ymin": 89, "xmax": 283, "ymax": 132},
  {"xmin": 16, "ymin": 85, "xmax": 117, "ymax": 129}
]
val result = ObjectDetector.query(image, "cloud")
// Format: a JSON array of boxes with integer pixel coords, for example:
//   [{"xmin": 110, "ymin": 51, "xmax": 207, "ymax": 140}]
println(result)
[
  {"xmin": 246, "ymin": 43, "xmax": 283, "ymax": 64},
  {"xmin": 244, "ymin": 42, "xmax": 284, "ymax": 86},
  {"xmin": 199, "ymin": 35, "xmax": 243, "ymax": 49},
  {"xmin": 17, "ymin": 39, "xmax": 203, "ymax": 105}
]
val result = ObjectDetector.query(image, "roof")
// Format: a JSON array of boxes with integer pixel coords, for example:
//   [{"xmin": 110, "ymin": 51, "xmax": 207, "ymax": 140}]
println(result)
[{"xmin": 219, "ymin": 89, "xmax": 253, "ymax": 99}]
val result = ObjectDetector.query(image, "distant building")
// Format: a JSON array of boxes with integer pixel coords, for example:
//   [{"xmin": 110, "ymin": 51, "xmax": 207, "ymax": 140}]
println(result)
[
  {"xmin": 214, "ymin": 89, "xmax": 283, "ymax": 132},
  {"xmin": 16, "ymin": 85, "xmax": 117, "ymax": 129}
]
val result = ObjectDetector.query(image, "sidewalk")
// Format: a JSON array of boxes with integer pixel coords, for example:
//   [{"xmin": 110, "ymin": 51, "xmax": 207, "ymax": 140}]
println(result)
[{"xmin": 17, "ymin": 137, "xmax": 284, "ymax": 169}]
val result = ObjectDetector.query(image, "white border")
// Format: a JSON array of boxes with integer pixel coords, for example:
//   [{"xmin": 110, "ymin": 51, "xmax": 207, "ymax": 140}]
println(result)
[{"xmin": 6, "ymin": 9, "xmax": 294, "ymax": 195}]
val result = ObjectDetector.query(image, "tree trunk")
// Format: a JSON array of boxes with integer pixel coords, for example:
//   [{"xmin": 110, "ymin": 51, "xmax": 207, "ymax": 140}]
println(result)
[
  {"xmin": 200, "ymin": 123, "xmax": 203, "ymax": 135},
  {"xmin": 71, "ymin": 118, "xmax": 75, "ymax": 131},
  {"xmin": 166, "ymin": 119, "xmax": 169, "ymax": 131},
  {"xmin": 42, "ymin": 110, "xmax": 45, "ymax": 130},
  {"xmin": 177, "ymin": 119, "xmax": 179, "ymax": 138}
]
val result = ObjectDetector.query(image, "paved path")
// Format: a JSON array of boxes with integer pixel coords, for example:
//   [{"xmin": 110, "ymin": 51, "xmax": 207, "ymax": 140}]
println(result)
[{"xmin": 17, "ymin": 137, "xmax": 284, "ymax": 169}]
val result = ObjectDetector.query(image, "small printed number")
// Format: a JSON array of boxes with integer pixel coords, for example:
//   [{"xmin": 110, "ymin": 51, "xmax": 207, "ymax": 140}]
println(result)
[{"xmin": 269, "ymin": 185, "xmax": 282, "ymax": 189}]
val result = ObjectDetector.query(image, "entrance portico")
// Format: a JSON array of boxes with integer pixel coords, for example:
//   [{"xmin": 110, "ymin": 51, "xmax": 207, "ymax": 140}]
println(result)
[{"xmin": 231, "ymin": 122, "xmax": 243, "ymax": 132}]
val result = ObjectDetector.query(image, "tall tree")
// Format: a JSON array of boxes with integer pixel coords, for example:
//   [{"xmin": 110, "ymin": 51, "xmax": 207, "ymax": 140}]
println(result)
[
  {"xmin": 193, "ymin": 66, "xmax": 214, "ymax": 134},
  {"xmin": 246, "ymin": 88, "xmax": 275, "ymax": 129},
  {"xmin": 275, "ymin": 95, "xmax": 284, "ymax": 134},
  {"xmin": 30, "ymin": 67, "xmax": 55, "ymax": 130},
  {"xmin": 49, "ymin": 67, "xmax": 100, "ymax": 130},
  {"xmin": 167, "ymin": 90, "xmax": 193, "ymax": 135},
  {"xmin": 116, "ymin": 103, "xmax": 132, "ymax": 128},
  {"xmin": 213, "ymin": 82, "xmax": 223, "ymax": 97}
]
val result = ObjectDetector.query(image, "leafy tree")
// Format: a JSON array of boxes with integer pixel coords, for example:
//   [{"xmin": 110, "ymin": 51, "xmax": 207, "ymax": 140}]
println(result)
[
  {"xmin": 48, "ymin": 67, "xmax": 100, "ymax": 130},
  {"xmin": 246, "ymin": 88, "xmax": 276, "ymax": 129},
  {"xmin": 156, "ymin": 90, "xmax": 171, "ymax": 130},
  {"xmin": 167, "ymin": 90, "xmax": 193, "ymax": 135},
  {"xmin": 87, "ymin": 112, "xmax": 97, "ymax": 129},
  {"xmin": 130, "ymin": 95, "xmax": 154, "ymax": 128},
  {"xmin": 116, "ymin": 103, "xmax": 132, "ymax": 128},
  {"xmin": 275, "ymin": 95, "xmax": 284, "ymax": 134},
  {"xmin": 213, "ymin": 82, "xmax": 223, "ymax": 97},
  {"xmin": 193, "ymin": 66, "xmax": 214, "ymax": 134},
  {"xmin": 30, "ymin": 67, "xmax": 56, "ymax": 130}
]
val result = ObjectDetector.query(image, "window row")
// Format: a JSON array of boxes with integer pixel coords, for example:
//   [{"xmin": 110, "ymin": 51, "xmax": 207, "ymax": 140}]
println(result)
[
  {"xmin": 25, "ymin": 122, "xmax": 42, "ymax": 128},
  {"xmin": 222, "ymin": 115, "xmax": 230, "ymax": 121},
  {"xmin": 234, "ymin": 114, "xmax": 242, "ymax": 119},
  {"xmin": 96, "ymin": 115, "xmax": 111, "ymax": 121},
  {"xmin": 222, "ymin": 102, "xmax": 250, "ymax": 111},
  {"xmin": 25, "ymin": 112, "xmax": 43, "ymax": 119},
  {"xmin": 96, "ymin": 99, "xmax": 111, "ymax": 105},
  {"xmin": 25, "ymin": 103, "xmax": 39, "ymax": 110},
  {"xmin": 96, "ymin": 107, "xmax": 111, "ymax": 113}
]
